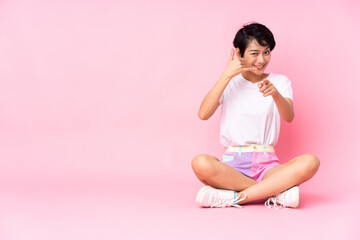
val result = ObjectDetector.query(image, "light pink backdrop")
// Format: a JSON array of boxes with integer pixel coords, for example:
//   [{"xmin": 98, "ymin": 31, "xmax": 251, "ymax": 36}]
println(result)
[
  {"xmin": 0, "ymin": 0, "xmax": 359, "ymax": 186},
  {"xmin": 0, "ymin": 0, "xmax": 359, "ymax": 239},
  {"xmin": 1, "ymin": 0, "xmax": 359, "ymax": 185}
]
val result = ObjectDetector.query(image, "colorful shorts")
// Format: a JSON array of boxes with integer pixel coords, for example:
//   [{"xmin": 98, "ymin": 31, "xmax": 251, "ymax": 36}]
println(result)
[{"xmin": 221, "ymin": 144, "xmax": 280, "ymax": 182}]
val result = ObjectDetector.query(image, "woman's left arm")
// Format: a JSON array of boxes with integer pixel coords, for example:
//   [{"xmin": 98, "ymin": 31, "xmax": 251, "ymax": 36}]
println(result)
[{"xmin": 258, "ymin": 79, "xmax": 294, "ymax": 123}]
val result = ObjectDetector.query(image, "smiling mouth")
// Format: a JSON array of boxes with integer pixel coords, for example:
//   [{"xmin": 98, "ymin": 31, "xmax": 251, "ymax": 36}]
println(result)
[{"xmin": 254, "ymin": 65, "xmax": 264, "ymax": 70}]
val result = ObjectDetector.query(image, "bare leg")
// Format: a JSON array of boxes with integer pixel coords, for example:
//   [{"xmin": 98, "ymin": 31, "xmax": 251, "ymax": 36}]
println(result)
[
  {"xmin": 239, "ymin": 154, "xmax": 320, "ymax": 204},
  {"xmin": 191, "ymin": 154, "xmax": 257, "ymax": 191}
]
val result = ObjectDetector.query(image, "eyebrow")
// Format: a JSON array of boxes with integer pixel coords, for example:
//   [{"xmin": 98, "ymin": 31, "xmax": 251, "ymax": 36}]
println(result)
[{"xmin": 249, "ymin": 47, "xmax": 270, "ymax": 52}]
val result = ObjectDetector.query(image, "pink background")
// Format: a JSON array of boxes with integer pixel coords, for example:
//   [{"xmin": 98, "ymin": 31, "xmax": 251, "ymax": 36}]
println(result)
[{"xmin": 0, "ymin": 0, "xmax": 359, "ymax": 239}]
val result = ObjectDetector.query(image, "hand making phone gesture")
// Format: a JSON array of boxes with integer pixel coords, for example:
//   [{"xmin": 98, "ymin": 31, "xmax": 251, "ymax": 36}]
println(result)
[{"xmin": 223, "ymin": 48, "xmax": 257, "ymax": 79}]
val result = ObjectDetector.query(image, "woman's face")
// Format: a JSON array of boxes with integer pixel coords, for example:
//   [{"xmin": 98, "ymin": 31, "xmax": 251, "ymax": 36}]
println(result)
[{"xmin": 236, "ymin": 39, "xmax": 271, "ymax": 75}]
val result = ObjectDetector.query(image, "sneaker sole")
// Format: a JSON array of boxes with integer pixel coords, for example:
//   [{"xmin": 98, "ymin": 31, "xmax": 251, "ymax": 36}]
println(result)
[{"xmin": 195, "ymin": 185, "xmax": 212, "ymax": 206}]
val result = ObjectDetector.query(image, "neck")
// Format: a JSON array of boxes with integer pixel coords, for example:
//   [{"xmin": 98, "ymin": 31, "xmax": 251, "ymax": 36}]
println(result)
[{"xmin": 242, "ymin": 71, "xmax": 270, "ymax": 83}]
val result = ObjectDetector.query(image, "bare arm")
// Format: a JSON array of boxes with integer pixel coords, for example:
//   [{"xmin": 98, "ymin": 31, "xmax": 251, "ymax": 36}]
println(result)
[
  {"xmin": 198, "ymin": 48, "xmax": 256, "ymax": 120},
  {"xmin": 272, "ymin": 94, "xmax": 294, "ymax": 122},
  {"xmin": 198, "ymin": 73, "xmax": 231, "ymax": 120}
]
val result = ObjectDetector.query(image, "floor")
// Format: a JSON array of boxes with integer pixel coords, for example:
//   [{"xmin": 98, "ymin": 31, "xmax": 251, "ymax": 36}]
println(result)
[{"xmin": 0, "ymin": 176, "xmax": 359, "ymax": 240}]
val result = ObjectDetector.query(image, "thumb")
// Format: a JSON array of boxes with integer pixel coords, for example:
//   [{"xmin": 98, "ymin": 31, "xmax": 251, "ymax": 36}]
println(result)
[
  {"xmin": 228, "ymin": 48, "xmax": 235, "ymax": 62},
  {"xmin": 263, "ymin": 79, "xmax": 269, "ymax": 85}
]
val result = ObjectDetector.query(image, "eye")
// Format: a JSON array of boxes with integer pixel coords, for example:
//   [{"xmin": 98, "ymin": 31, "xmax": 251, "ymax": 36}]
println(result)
[{"xmin": 265, "ymin": 51, "xmax": 270, "ymax": 54}]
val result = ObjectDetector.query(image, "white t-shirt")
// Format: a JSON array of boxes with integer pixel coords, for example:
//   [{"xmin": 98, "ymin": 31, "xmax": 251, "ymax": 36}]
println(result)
[{"xmin": 219, "ymin": 72, "xmax": 293, "ymax": 147}]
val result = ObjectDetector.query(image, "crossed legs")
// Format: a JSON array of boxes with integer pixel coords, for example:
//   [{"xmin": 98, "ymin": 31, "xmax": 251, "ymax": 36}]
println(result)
[{"xmin": 191, "ymin": 153, "xmax": 320, "ymax": 205}]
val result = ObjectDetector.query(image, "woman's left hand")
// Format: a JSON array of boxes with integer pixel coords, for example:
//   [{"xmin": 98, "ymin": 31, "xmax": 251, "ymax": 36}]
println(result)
[{"xmin": 257, "ymin": 79, "xmax": 279, "ymax": 97}]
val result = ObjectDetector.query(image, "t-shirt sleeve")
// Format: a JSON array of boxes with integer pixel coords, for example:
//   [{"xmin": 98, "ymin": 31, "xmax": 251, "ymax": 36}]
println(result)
[{"xmin": 276, "ymin": 75, "xmax": 293, "ymax": 101}]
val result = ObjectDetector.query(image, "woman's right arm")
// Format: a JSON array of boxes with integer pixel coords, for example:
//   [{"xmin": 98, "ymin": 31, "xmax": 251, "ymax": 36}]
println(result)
[
  {"xmin": 198, "ymin": 48, "xmax": 255, "ymax": 120},
  {"xmin": 198, "ymin": 73, "xmax": 231, "ymax": 120}
]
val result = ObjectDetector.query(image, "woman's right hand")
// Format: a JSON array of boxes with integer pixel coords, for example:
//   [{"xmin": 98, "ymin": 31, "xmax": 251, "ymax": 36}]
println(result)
[{"xmin": 223, "ymin": 48, "xmax": 256, "ymax": 79}]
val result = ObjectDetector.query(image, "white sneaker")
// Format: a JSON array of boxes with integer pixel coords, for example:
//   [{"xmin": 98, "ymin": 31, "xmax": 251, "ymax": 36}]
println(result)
[
  {"xmin": 265, "ymin": 186, "xmax": 299, "ymax": 209},
  {"xmin": 196, "ymin": 186, "xmax": 247, "ymax": 208}
]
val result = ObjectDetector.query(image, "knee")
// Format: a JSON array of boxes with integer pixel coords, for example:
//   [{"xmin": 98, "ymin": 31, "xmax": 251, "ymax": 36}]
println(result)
[
  {"xmin": 191, "ymin": 154, "xmax": 217, "ymax": 177},
  {"xmin": 300, "ymin": 154, "xmax": 320, "ymax": 176}
]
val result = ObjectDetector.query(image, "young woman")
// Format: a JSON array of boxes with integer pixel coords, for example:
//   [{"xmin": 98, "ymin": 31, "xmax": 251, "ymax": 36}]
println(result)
[{"xmin": 191, "ymin": 22, "xmax": 320, "ymax": 209}]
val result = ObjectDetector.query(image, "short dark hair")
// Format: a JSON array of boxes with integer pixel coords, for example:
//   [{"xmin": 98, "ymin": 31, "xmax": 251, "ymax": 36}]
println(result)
[{"xmin": 233, "ymin": 22, "xmax": 276, "ymax": 57}]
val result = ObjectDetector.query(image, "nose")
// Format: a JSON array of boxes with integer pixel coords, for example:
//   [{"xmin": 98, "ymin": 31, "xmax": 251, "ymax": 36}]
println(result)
[{"xmin": 257, "ymin": 54, "xmax": 265, "ymax": 64}]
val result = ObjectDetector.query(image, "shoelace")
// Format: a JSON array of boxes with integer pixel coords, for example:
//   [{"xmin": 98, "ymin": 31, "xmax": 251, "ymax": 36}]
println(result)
[
  {"xmin": 211, "ymin": 191, "xmax": 247, "ymax": 208},
  {"xmin": 265, "ymin": 193, "xmax": 286, "ymax": 209}
]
